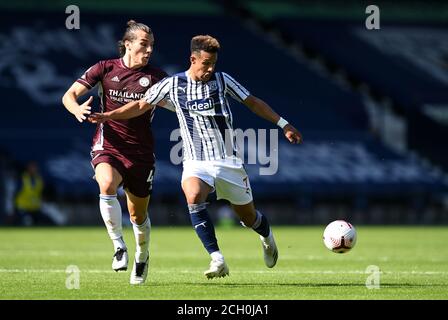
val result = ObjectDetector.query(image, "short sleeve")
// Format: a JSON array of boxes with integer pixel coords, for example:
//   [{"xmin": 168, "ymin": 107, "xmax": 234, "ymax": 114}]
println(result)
[
  {"xmin": 222, "ymin": 72, "xmax": 251, "ymax": 102},
  {"xmin": 160, "ymin": 98, "xmax": 176, "ymax": 112},
  {"xmin": 144, "ymin": 77, "xmax": 172, "ymax": 105},
  {"xmin": 76, "ymin": 61, "xmax": 104, "ymax": 89}
]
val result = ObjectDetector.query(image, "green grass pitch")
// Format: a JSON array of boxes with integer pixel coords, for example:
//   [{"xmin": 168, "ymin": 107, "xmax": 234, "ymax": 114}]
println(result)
[{"xmin": 0, "ymin": 226, "xmax": 447, "ymax": 300}]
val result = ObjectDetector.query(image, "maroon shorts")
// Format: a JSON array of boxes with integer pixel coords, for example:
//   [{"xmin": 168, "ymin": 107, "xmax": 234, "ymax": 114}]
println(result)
[{"xmin": 91, "ymin": 150, "xmax": 155, "ymax": 198}]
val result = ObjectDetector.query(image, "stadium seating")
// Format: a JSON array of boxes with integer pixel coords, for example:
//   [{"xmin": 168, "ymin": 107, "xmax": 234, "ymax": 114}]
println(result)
[
  {"xmin": 272, "ymin": 17, "xmax": 448, "ymax": 170},
  {"xmin": 0, "ymin": 5, "xmax": 446, "ymax": 224}
]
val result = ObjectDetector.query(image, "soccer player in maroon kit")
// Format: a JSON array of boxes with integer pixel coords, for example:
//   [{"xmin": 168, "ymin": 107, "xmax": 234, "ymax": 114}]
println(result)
[{"xmin": 62, "ymin": 20, "xmax": 170, "ymax": 285}]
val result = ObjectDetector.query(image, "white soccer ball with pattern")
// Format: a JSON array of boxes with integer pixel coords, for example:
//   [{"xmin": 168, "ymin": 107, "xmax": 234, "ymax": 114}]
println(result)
[{"xmin": 323, "ymin": 220, "xmax": 357, "ymax": 253}]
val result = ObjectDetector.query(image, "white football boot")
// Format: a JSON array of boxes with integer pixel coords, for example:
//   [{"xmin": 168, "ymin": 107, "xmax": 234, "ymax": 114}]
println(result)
[
  {"xmin": 112, "ymin": 247, "xmax": 128, "ymax": 272},
  {"xmin": 130, "ymin": 255, "xmax": 149, "ymax": 285},
  {"xmin": 260, "ymin": 230, "xmax": 278, "ymax": 268},
  {"xmin": 204, "ymin": 259, "xmax": 229, "ymax": 279}
]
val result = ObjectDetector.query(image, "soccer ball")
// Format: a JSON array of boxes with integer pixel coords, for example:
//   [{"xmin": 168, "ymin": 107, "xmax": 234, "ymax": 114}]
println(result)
[{"xmin": 323, "ymin": 220, "xmax": 357, "ymax": 253}]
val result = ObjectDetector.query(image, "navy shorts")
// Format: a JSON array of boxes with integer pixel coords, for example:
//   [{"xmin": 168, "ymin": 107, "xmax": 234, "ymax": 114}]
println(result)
[{"xmin": 91, "ymin": 150, "xmax": 155, "ymax": 198}]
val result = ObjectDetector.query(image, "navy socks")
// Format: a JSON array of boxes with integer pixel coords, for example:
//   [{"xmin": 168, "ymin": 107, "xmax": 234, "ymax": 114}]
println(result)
[
  {"xmin": 252, "ymin": 211, "xmax": 271, "ymax": 238},
  {"xmin": 188, "ymin": 203, "xmax": 220, "ymax": 254}
]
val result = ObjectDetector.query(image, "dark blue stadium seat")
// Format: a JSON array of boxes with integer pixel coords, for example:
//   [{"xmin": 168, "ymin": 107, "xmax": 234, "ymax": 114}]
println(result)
[{"xmin": 0, "ymin": 11, "xmax": 446, "ymax": 198}]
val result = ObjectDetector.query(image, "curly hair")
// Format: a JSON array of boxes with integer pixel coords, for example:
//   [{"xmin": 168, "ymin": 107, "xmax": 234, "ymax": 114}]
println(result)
[{"xmin": 190, "ymin": 35, "xmax": 220, "ymax": 54}]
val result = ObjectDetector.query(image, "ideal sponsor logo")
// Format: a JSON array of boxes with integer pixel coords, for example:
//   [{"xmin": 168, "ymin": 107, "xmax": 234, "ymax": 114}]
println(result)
[{"xmin": 186, "ymin": 98, "xmax": 214, "ymax": 111}]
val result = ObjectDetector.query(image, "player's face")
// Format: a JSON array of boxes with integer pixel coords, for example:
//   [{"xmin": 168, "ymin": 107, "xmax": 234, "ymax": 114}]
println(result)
[
  {"xmin": 191, "ymin": 51, "xmax": 217, "ymax": 82},
  {"xmin": 126, "ymin": 30, "xmax": 154, "ymax": 67}
]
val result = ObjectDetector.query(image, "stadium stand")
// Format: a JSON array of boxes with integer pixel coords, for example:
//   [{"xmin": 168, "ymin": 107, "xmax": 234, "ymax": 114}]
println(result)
[
  {"xmin": 0, "ymin": 1, "xmax": 447, "ymax": 224},
  {"xmin": 235, "ymin": 0, "xmax": 448, "ymax": 168}
]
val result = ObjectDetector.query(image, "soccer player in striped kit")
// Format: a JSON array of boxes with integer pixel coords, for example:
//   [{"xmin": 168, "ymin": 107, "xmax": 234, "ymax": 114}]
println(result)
[
  {"xmin": 90, "ymin": 35, "xmax": 302, "ymax": 278},
  {"xmin": 62, "ymin": 20, "xmax": 172, "ymax": 284}
]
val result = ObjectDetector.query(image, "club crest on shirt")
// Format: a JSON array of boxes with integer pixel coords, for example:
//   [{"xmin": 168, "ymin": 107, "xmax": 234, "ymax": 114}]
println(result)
[
  {"xmin": 207, "ymin": 81, "xmax": 218, "ymax": 91},
  {"xmin": 139, "ymin": 77, "xmax": 150, "ymax": 87}
]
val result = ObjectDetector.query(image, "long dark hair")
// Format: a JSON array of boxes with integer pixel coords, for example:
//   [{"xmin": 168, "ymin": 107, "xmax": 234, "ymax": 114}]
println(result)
[{"xmin": 118, "ymin": 20, "xmax": 152, "ymax": 57}]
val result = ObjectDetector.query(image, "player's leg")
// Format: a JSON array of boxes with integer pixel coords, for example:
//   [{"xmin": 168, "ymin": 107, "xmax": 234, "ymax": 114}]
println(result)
[
  {"xmin": 125, "ymin": 190, "xmax": 151, "ymax": 285},
  {"xmin": 122, "ymin": 165, "xmax": 155, "ymax": 285},
  {"xmin": 231, "ymin": 201, "xmax": 278, "ymax": 268},
  {"xmin": 182, "ymin": 176, "xmax": 229, "ymax": 278},
  {"xmin": 215, "ymin": 165, "xmax": 278, "ymax": 268},
  {"xmin": 95, "ymin": 162, "xmax": 129, "ymax": 271}
]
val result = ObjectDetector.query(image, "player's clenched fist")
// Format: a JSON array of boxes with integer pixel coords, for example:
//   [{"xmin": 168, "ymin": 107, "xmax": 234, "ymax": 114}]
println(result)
[{"xmin": 284, "ymin": 124, "xmax": 302, "ymax": 144}]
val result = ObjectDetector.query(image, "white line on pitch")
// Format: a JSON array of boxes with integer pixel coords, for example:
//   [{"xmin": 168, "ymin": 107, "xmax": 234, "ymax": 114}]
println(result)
[{"xmin": 0, "ymin": 269, "xmax": 447, "ymax": 275}]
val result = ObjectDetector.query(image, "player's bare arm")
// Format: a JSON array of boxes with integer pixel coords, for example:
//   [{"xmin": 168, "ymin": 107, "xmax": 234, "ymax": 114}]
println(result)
[
  {"xmin": 88, "ymin": 99, "xmax": 155, "ymax": 123},
  {"xmin": 243, "ymin": 95, "xmax": 303, "ymax": 144},
  {"xmin": 62, "ymin": 82, "xmax": 93, "ymax": 123}
]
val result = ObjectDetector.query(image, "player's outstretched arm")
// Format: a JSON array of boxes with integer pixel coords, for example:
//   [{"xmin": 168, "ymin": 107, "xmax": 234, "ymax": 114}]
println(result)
[
  {"xmin": 62, "ymin": 82, "xmax": 93, "ymax": 123},
  {"xmin": 243, "ymin": 95, "xmax": 303, "ymax": 144},
  {"xmin": 88, "ymin": 99, "xmax": 153, "ymax": 123}
]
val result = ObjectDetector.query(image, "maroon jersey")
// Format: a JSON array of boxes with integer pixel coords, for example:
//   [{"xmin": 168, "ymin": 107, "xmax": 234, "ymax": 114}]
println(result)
[{"xmin": 77, "ymin": 58, "xmax": 167, "ymax": 165}]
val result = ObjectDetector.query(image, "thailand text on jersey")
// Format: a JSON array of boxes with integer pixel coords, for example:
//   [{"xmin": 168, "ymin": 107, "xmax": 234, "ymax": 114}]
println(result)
[
  {"xmin": 77, "ymin": 58, "xmax": 167, "ymax": 163},
  {"xmin": 144, "ymin": 71, "xmax": 250, "ymax": 161}
]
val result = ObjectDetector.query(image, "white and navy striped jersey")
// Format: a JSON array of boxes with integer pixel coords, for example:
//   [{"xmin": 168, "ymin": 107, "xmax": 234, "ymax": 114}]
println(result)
[{"xmin": 144, "ymin": 71, "xmax": 251, "ymax": 162}]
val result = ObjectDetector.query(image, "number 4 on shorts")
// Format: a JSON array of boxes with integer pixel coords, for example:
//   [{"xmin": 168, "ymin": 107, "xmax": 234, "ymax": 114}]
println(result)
[{"xmin": 147, "ymin": 169, "xmax": 154, "ymax": 183}]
